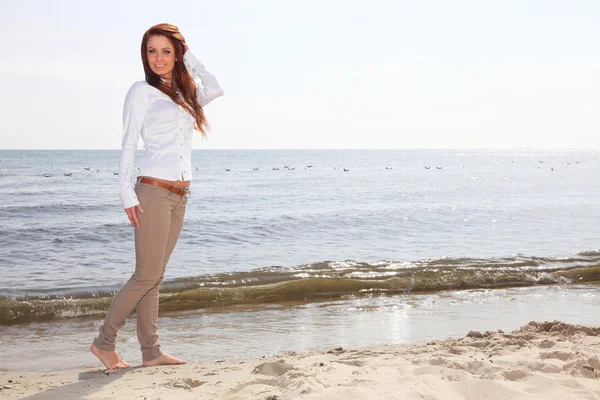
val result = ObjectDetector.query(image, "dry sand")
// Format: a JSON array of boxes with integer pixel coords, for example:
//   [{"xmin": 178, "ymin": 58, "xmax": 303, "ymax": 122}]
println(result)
[{"xmin": 1, "ymin": 321, "xmax": 600, "ymax": 399}]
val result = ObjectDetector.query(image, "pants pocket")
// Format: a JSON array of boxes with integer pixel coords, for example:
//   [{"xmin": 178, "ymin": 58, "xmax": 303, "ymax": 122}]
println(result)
[{"xmin": 135, "ymin": 183, "xmax": 171, "ymax": 207}]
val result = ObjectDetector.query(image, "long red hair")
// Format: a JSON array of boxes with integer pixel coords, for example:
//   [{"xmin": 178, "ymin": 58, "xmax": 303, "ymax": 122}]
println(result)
[{"xmin": 141, "ymin": 24, "xmax": 208, "ymax": 136}]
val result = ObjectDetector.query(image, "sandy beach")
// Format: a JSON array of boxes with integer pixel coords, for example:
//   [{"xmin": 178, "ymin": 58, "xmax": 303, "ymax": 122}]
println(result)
[{"xmin": 2, "ymin": 320, "xmax": 600, "ymax": 399}]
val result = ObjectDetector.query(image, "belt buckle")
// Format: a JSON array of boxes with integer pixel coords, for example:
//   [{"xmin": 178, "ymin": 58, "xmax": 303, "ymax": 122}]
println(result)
[{"xmin": 182, "ymin": 186, "xmax": 191, "ymax": 198}]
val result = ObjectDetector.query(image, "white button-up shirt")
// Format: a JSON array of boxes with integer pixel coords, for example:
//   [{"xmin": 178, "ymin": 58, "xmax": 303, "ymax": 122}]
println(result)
[{"xmin": 118, "ymin": 50, "xmax": 224, "ymax": 209}]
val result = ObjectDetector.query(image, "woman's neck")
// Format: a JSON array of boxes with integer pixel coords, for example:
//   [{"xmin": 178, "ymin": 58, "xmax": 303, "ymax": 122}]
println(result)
[{"xmin": 161, "ymin": 74, "xmax": 173, "ymax": 87}]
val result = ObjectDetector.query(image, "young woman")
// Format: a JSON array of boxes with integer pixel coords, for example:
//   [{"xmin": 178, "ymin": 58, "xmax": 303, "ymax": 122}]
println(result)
[{"xmin": 91, "ymin": 23, "xmax": 223, "ymax": 370}]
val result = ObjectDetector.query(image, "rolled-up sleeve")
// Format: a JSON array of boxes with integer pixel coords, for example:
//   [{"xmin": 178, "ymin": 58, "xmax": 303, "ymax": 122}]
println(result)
[
  {"xmin": 183, "ymin": 50, "xmax": 224, "ymax": 107},
  {"xmin": 118, "ymin": 82, "xmax": 147, "ymax": 209}
]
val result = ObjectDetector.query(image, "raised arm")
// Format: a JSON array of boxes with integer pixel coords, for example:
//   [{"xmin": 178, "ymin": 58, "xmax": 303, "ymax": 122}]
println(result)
[
  {"xmin": 118, "ymin": 82, "xmax": 147, "ymax": 211},
  {"xmin": 183, "ymin": 49, "xmax": 224, "ymax": 107}
]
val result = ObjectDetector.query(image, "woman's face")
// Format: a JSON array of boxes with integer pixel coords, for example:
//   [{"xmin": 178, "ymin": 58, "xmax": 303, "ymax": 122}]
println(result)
[{"xmin": 146, "ymin": 35, "xmax": 176, "ymax": 80}]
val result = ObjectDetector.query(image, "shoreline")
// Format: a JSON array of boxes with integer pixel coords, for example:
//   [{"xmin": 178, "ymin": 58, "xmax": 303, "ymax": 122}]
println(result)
[
  {"xmin": 3, "ymin": 284, "xmax": 600, "ymax": 373},
  {"xmin": 2, "ymin": 321, "xmax": 600, "ymax": 399}
]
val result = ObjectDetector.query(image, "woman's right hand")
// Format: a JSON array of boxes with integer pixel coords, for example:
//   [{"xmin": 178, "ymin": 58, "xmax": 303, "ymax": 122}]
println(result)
[{"xmin": 125, "ymin": 204, "xmax": 144, "ymax": 227}]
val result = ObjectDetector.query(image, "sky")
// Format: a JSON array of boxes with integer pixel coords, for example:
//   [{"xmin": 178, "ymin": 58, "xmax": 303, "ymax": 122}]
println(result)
[{"xmin": 0, "ymin": 0, "xmax": 598, "ymax": 149}]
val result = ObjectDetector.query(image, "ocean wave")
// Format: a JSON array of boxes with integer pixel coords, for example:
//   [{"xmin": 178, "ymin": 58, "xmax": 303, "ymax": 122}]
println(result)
[
  {"xmin": 1, "ymin": 252, "xmax": 599, "ymax": 326},
  {"xmin": 0, "ymin": 203, "xmax": 119, "ymax": 217},
  {"xmin": 0, "ymin": 222, "xmax": 132, "ymax": 245}
]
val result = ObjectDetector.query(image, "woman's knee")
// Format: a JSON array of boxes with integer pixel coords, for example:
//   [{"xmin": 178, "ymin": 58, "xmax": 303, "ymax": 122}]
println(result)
[{"xmin": 130, "ymin": 269, "xmax": 163, "ymax": 287}]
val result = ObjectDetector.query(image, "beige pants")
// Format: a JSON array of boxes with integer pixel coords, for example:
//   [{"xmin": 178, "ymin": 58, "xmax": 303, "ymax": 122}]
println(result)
[{"xmin": 93, "ymin": 181, "xmax": 188, "ymax": 362}]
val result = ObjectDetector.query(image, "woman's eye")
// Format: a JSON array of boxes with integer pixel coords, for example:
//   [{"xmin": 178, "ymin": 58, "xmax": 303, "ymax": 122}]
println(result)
[
  {"xmin": 164, "ymin": 50, "xmax": 171, "ymax": 54},
  {"xmin": 148, "ymin": 49, "xmax": 155, "ymax": 53}
]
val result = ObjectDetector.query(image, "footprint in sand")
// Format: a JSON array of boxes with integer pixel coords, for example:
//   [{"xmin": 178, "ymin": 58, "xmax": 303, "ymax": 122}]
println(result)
[
  {"xmin": 164, "ymin": 378, "xmax": 207, "ymax": 389},
  {"xmin": 252, "ymin": 360, "xmax": 295, "ymax": 377},
  {"xmin": 183, "ymin": 378, "xmax": 206, "ymax": 388},
  {"xmin": 538, "ymin": 339, "xmax": 556, "ymax": 349},
  {"xmin": 331, "ymin": 359, "xmax": 366, "ymax": 367},
  {"xmin": 502, "ymin": 369, "xmax": 530, "ymax": 381},
  {"xmin": 540, "ymin": 351, "xmax": 572, "ymax": 361}
]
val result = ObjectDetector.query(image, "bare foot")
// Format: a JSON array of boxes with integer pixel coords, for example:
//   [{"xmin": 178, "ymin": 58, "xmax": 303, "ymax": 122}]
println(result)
[
  {"xmin": 142, "ymin": 353, "xmax": 187, "ymax": 367},
  {"xmin": 90, "ymin": 343, "xmax": 131, "ymax": 370}
]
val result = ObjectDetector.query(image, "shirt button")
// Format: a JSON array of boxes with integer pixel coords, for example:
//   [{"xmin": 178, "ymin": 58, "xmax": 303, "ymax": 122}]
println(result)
[
  {"xmin": 180, "ymin": 156, "xmax": 183, "ymax": 159},
  {"xmin": 180, "ymin": 142, "xmax": 183, "ymax": 146}
]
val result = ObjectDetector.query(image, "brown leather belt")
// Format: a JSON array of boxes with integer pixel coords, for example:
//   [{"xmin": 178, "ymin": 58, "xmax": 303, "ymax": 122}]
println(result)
[{"xmin": 138, "ymin": 177, "xmax": 191, "ymax": 197}]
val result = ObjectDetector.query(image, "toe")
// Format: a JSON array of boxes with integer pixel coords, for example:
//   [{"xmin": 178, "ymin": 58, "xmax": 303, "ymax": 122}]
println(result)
[{"xmin": 113, "ymin": 361, "xmax": 129, "ymax": 370}]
